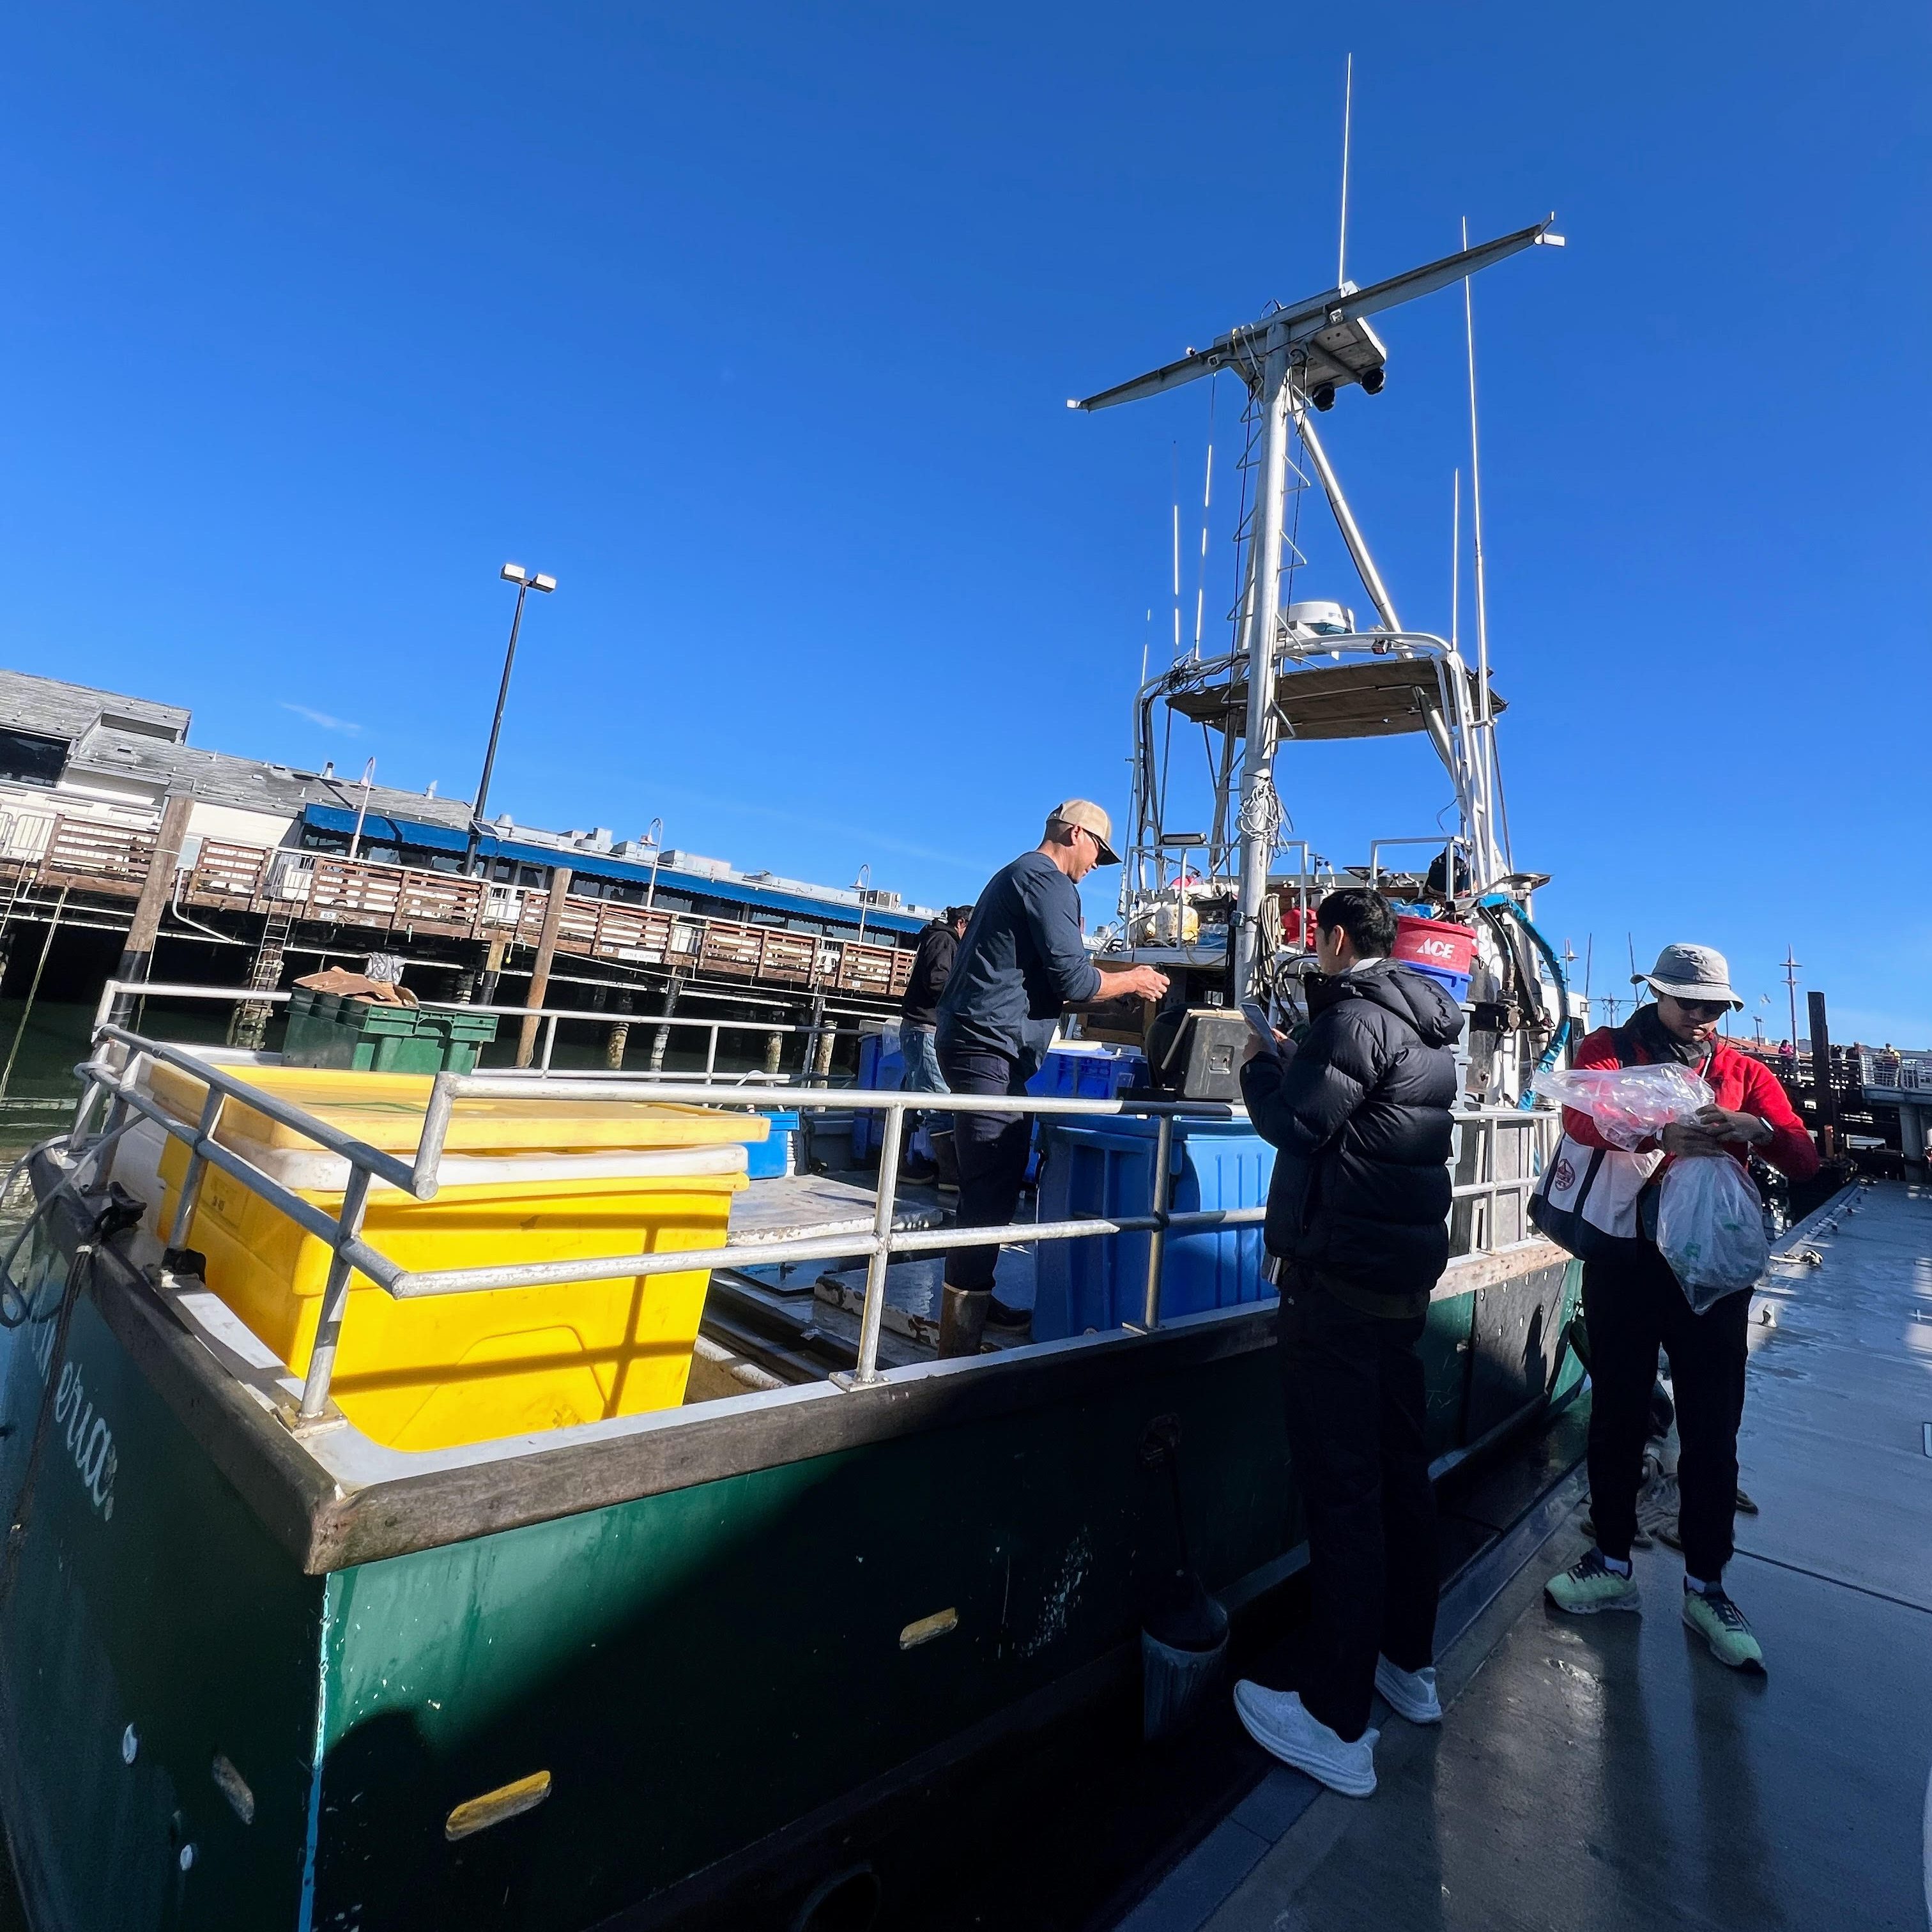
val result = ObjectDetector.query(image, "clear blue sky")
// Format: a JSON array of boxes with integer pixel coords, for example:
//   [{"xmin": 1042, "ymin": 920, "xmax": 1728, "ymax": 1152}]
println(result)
[{"xmin": 3, "ymin": 6, "xmax": 1927, "ymax": 1042}]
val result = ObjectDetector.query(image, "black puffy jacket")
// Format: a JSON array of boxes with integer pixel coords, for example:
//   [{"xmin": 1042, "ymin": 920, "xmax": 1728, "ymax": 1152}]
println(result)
[{"xmin": 1241, "ymin": 961, "xmax": 1464, "ymax": 1305}]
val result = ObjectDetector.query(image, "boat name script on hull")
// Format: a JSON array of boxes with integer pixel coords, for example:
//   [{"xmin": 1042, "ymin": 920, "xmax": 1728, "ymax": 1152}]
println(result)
[{"xmin": 32, "ymin": 1317, "xmax": 118, "ymax": 1522}]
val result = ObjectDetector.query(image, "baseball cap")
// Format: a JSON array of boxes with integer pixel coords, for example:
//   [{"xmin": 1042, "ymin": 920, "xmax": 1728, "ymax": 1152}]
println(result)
[
  {"xmin": 1046, "ymin": 799, "xmax": 1120, "ymax": 865},
  {"xmin": 1632, "ymin": 942, "xmax": 1742, "ymax": 1009}
]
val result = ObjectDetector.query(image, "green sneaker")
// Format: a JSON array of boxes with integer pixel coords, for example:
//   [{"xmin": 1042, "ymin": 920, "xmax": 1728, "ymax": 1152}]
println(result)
[
  {"xmin": 1682, "ymin": 1585, "xmax": 1765, "ymax": 1672},
  {"xmin": 1545, "ymin": 1548, "xmax": 1641, "ymax": 1616}
]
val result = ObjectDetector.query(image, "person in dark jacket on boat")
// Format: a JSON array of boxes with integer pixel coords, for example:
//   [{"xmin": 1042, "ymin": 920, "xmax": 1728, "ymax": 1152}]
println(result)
[
  {"xmin": 1544, "ymin": 943, "xmax": 1816, "ymax": 1673},
  {"xmin": 934, "ymin": 801, "xmax": 1169, "ymax": 1356},
  {"xmin": 898, "ymin": 905, "xmax": 973, "ymax": 1188},
  {"xmin": 1230, "ymin": 887, "xmax": 1463, "ymax": 1800}
]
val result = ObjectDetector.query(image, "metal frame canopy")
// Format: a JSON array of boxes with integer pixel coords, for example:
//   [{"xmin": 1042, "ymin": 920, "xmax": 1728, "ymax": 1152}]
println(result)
[
  {"xmin": 1164, "ymin": 643, "xmax": 1505, "ymax": 742},
  {"xmin": 1072, "ymin": 216, "xmax": 1564, "ymax": 995}
]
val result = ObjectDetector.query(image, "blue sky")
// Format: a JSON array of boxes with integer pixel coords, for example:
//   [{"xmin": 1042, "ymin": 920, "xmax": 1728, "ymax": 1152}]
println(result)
[{"xmin": 3, "ymin": 5, "xmax": 1927, "ymax": 1041}]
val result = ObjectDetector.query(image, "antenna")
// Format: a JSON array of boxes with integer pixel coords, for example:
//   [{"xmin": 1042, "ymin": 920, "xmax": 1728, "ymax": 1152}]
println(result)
[
  {"xmin": 1337, "ymin": 54, "xmax": 1354, "ymax": 288},
  {"xmin": 1782, "ymin": 946, "xmax": 1803, "ymax": 1059},
  {"xmin": 1450, "ymin": 468, "xmax": 1460, "ymax": 649},
  {"xmin": 1193, "ymin": 387, "xmax": 1215, "ymax": 660},
  {"xmin": 1462, "ymin": 218, "xmax": 1492, "ymax": 733},
  {"xmin": 1583, "ymin": 934, "xmax": 1595, "ymax": 1016},
  {"xmin": 1171, "ymin": 445, "xmax": 1183, "ymax": 658}
]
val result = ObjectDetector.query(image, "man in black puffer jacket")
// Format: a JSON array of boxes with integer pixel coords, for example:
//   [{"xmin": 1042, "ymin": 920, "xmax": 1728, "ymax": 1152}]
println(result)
[{"xmin": 1231, "ymin": 888, "xmax": 1464, "ymax": 1801}]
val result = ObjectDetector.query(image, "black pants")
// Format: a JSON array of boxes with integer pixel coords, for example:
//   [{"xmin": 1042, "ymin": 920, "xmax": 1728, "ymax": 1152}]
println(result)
[
  {"xmin": 1583, "ymin": 1241, "xmax": 1750, "ymax": 1581},
  {"xmin": 1277, "ymin": 1268, "xmax": 1438, "ymax": 1744},
  {"xmin": 937, "ymin": 1043, "xmax": 1032, "ymax": 1298}
]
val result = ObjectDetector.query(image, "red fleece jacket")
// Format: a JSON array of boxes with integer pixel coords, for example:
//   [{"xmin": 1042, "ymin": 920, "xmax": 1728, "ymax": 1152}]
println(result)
[{"xmin": 1561, "ymin": 1024, "xmax": 1818, "ymax": 1182}]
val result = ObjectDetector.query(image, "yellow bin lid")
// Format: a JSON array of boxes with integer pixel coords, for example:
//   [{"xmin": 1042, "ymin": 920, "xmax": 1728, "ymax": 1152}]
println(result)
[{"xmin": 142, "ymin": 1061, "xmax": 770, "ymax": 1156}]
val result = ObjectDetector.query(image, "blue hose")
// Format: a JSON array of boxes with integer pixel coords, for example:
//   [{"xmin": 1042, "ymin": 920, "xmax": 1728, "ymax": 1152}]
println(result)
[{"xmin": 1476, "ymin": 893, "xmax": 1572, "ymax": 1108}]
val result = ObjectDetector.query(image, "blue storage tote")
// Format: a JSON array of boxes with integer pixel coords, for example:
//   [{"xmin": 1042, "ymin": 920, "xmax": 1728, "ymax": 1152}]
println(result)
[
  {"xmin": 1032, "ymin": 1116, "xmax": 1275, "ymax": 1340},
  {"xmin": 745, "ymin": 1109, "xmax": 800, "ymax": 1180},
  {"xmin": 1026, "ymin": 1042, "xmax": 1149, "ymax": 1101},
  {"xmin": 852, "ymin": 1030, "xmax": 907, "ymax": 1160},
  {"xmin": 1398, "ymin": 961, "xmax": 1471, "ymax": 1004}
]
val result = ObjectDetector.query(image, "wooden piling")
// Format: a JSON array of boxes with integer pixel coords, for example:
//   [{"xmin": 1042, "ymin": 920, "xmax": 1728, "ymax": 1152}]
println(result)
[
  {"xmin": 604, "ymin": 989, "xmax": 634, "ymax": 1070},
  {"xmin": 515, "ymin": 866, "xmax": 572, "ymax": 1070},
  {"xmin": 809, "ymin": 994, "xmax": 836, "ymax": 1077},
  {"xmin": 477, "ymin": 937, "xmax": 508, "ymax": 1006},
  {"xmin": 108, "ymin": 792, "xmax": 195, "ymax": 1027},
  {"xmin": 648, "ymin": 977, "xmax": 682, "ymax": 1072},
  {"xmin": 1807, "ymin": 989, "xmax": 1836, "ymax": 1143}
]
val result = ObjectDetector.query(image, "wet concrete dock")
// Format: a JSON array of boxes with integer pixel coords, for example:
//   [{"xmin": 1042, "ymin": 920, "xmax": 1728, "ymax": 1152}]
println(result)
[{"xmin": 1119, "ymin": 1180, "xmax": 1932, "ymax": 1932}]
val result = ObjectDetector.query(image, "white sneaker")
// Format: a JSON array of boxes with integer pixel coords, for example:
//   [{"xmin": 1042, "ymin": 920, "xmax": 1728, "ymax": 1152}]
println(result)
[
  {"xmin": 1374, "ymin": 1656, "xmax": 1443, "ymax": 1725},
  {"xmin": 1232, "ymin": 1681, "xmax": 1378, "ymax": 1797}
]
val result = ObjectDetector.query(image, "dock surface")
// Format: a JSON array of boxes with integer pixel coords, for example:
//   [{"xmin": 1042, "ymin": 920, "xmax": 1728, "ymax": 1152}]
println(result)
[{"xmin": 1117, "ymin": 1180, "xmax": 1932, "ymax": 1932}]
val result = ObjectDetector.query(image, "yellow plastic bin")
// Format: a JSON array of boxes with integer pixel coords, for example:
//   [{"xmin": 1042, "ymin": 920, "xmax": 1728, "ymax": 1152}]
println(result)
[
  {"xmin": 144, "ymin": 1064, "xmax": 765, "ymax": 1164},
  {"xmin": 141, "ymin": 1064, "xmax": 763, "ymax": 1452}
]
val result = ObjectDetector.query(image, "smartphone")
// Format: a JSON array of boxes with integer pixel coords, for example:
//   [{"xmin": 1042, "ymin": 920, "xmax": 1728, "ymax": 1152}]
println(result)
[{"xmin": 1239, "ymin": 1002, "xmax": 1283, "ymax": 1055}]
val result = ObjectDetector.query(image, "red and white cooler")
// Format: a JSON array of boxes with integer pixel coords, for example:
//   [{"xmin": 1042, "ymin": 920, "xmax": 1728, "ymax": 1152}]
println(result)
[{"xmin": 1392, "ymin": 915, "xmax": 1476, "ymax": 1003}]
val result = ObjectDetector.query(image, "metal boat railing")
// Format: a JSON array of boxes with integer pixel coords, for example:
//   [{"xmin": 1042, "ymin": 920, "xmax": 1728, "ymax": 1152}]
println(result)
[
  {"xmin": 61, "ymin": 1005, "xmax": 1558, "ymax": 1442},
  {"xmin": 90, "ymin": 979, "xmax": 869, "ymax": 1084}
]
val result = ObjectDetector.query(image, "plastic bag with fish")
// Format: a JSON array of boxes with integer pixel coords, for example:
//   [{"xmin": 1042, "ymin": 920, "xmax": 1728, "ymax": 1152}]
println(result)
[
  {"xmin": 1531, "ymin": 1062, "xmax": 1713, "ymax": 1150},
  {"xmin": 1655, "ymin": 1153, "xmax": 1770, "ymax": 1310}
]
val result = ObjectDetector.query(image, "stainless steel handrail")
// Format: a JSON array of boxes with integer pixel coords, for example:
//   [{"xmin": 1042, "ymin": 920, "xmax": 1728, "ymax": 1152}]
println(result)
[
  {"xmin": 67, "ymin": 1011, "xmax": 1556, "ymax": 1431},
  {"xmin": 90, "ymin": 978, "xmax": 869, "ymax": 1081}
]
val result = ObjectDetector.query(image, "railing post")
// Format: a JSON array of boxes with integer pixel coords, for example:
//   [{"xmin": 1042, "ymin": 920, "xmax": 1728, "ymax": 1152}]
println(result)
[
  {"xmin": 66, "ymin": 1075, "xmax": 105, "ymax": 1155},
  {"xmin": 1140, "ymin": 1112, "xmax": 1175, "ymax": 1330},
  {"xmin": 167, "ymin": 1087, "xmax": 226, "ymax": 1252},
  {"xmin": 704, "ymin": 1025, "xmax": 719, "ymax": 1078},
  {"xmin": 296, "ymin": 1166, "xmax": 373, "ymax": 1424},
  {"xmin": 849, "ymin": 1105, "xmax": 904, "ymax": 1386},
  {"xmin": 541, "ymin": 1013, "xmax": 558, "ymax": 1071}
]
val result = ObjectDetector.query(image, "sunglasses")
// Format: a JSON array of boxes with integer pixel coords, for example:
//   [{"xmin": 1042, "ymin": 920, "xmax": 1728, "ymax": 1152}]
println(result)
[{"xmin": 1669, "ymin": 998, "xmax": 1729, "ymax": 1020}]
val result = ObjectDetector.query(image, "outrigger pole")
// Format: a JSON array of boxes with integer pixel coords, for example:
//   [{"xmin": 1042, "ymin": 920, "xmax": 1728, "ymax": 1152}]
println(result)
[{"xmin": 1071, "ymin": 217, "xmax": 1563, "ymax": 995}]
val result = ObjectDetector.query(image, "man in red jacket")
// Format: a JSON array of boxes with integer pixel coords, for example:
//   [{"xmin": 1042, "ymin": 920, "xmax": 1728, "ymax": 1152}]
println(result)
[{"xmin": 1545, "ymin": 943, "xmax": 1817, "ymax": 1671}]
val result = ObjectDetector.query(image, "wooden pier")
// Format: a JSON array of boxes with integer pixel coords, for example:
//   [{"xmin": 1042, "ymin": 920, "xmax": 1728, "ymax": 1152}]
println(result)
[{"xmin": 0, "ymin": 813, "xmax": 916, "ymax": 1008}]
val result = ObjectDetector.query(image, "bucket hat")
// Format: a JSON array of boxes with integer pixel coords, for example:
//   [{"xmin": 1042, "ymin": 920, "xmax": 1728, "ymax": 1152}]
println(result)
[{"xmin": 1632, "ymin": 942, "xmax": 1742, "ymax": 1010}]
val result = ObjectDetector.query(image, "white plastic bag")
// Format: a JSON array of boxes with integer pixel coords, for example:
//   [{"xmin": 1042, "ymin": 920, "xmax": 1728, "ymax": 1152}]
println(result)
[
  {"xmin": 1656, "ymin": 1154, "xmax": 1769, "ymax": 1311},
  {"xmin": 1534, "ymin": 1061, "xmax": 1767, "ymax": 1308},
  {"xmin": 1532, "ymin": 1064, "xmax": 1713, "ymax": 1150}
]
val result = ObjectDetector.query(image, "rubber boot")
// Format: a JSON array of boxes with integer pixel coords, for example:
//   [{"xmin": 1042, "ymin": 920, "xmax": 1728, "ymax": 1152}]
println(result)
[
  {"xmin": 930, "ymin": 1130, "xmax": 960, "ymax": 1197},
  {"xmin": 937, "ymin": 1285, "xmax": 990, "ymax": 1358}
]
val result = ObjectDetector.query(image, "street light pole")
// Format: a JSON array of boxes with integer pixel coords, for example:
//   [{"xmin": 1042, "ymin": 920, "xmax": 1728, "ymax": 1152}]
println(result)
[
  {"xmin": 641, "ymin": 816, "xmax": 664, "ymax": 910},
  {"xmin": 466, "ymin": 563, "xmax": 556, "ymax": 875},
  {"xmin": 348, "ymin": 757, "xmax": 376, "ymax": 861},
  {"xmin": 854, "ymin": 863, "xmax": 870, "ymax": 946}
]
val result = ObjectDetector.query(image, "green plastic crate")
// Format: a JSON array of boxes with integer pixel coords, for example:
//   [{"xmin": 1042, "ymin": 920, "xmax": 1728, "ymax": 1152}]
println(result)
[{"xmin": 283, "ymin": 987, "xmax": 498, "ymax": 1074}]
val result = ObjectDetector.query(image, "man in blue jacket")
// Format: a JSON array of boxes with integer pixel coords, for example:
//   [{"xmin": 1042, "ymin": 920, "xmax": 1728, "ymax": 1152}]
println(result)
[
  {"xmin": 934, "ymin": 801, "xmax": 1169, "ymax": 1356},
  {"xmin": 1232, "ymin": 887, "xmax": 1463, "ymax": 1799}
]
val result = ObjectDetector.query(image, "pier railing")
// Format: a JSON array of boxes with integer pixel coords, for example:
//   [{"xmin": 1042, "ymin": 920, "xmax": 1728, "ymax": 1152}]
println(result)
[
  {"xmin": 62, "ymin": 1016, "xmax": 1558, "ymax": 1440},
  {"xmin": 3, "ymin": 818, "xmax": 917, "ymax": 1003}
]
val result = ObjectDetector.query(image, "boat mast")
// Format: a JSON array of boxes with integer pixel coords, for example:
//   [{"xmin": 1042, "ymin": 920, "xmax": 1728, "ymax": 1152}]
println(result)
[
  {"xmin": 1233, "ymin": 353, "xmax": 1293, "ymax": 992},
  {"xmin": 1070, "ymin": 217, "xmax": 1563, "ymax": 998}
]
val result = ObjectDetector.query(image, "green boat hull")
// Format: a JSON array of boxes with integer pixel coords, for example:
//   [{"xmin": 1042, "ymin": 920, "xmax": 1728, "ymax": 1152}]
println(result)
[{"xmin": 0, "ymin": 1161, "xmax": 1580, "ymax": 1930}]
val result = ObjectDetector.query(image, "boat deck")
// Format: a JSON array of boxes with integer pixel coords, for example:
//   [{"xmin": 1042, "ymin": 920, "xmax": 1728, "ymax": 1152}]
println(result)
[{"xmin": 1112, "ymin": 1179, "xmax": 1932, "ymax": 1932}]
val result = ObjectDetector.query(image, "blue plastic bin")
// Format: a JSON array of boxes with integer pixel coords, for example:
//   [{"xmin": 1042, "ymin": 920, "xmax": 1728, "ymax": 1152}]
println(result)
[
  {"xmin": 745, "ymin": 1109, "xmax": 800, "ymax": 1180},
  {"xmin": 1031, "ymin": 1116, "xmax": 1276, "ymax": 1340},
  {"xmin": 1397, "ymin": 961, "xmax": 1471, "ymax": 1004},
  {"xmin": 1026, "ymin": 1042, "xmax": 1149, "ymax": 1101},
  {"xmin": 852, "ymin": 1031, "xmax": 907, "ymax": 1160}
]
